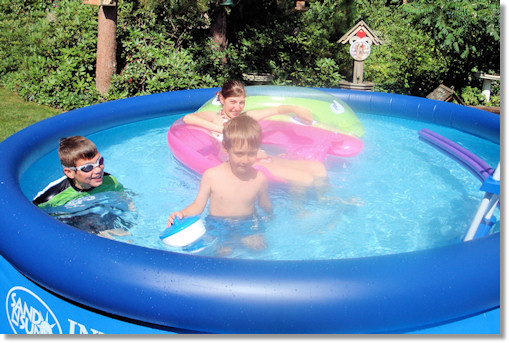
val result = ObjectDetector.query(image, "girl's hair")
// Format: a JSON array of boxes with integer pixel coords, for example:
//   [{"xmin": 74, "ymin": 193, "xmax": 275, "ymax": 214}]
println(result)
[
  {"xmin": 222, "ymin": 115, "xmax": 262, "ymax": 150},
  {"xmin": 58, "ymin": 136, "xmax": 98, "ymax": 168},
  {"xmin": 219, "ymin": 80, "xmax": 246, "ymax": 99}
]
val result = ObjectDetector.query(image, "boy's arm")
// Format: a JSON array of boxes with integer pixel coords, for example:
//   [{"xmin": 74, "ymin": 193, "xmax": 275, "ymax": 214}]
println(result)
[
  {"xmin": 257, "ymin": 176, "xmax": 272, "ymax": 214},
  {"xmin": 167, "ymin": 171, "xmax": 212, "ymax": 227}
]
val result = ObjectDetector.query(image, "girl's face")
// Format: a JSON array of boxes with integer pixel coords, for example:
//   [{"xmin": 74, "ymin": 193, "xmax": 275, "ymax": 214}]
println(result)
[{"xmin": 219, "ymin": 95, "xmax": 245, "ymax": 118}]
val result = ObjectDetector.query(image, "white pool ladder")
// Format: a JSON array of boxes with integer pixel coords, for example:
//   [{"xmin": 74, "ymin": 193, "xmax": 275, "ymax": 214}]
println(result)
[{"xmin": 464, "ymin": 162, "xmax": 500, "ymax": 241}]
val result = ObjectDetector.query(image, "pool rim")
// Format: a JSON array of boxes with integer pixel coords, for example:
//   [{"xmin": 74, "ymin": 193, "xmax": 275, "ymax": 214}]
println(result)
[{"xmin": 0, "ymin": 87, "xmax": 500, "ymax": 333}]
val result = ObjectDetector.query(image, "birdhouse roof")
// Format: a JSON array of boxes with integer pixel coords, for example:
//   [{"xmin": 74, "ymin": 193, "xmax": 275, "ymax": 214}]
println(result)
[{"xmin": 338, "ymin": 20, "xmax": 382, "ymax": 45}]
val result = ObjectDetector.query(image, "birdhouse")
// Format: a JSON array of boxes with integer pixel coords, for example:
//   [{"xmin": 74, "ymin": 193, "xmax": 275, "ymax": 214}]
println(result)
[
  {"xmin": 426, "ymin": 84, "xmax": 464, "ymax": 105},
  {"xmin": 338, "ymin": 21, "xmax": 382, "ymax": 90},
  {"xmin": 338, "ymin": 20, "xmax": 382, "ymax": 61},
  {"xmin": 83, "ymin": 0, "xmax": 116, "ymax": 6}
]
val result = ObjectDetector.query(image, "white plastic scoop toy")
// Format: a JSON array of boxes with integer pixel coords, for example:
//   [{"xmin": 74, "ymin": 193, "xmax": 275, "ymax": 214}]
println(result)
[{"xmin": 160, "ymin": 216, "xmax": 206, "ymax": 247}]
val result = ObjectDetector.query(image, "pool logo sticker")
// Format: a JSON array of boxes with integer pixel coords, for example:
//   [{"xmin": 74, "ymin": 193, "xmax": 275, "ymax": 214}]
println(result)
[{"xmin": 5, "ymin": 286, "xmax": 62, "ymax": 334}]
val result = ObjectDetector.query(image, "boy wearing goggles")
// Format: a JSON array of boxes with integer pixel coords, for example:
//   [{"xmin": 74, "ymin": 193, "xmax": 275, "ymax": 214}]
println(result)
[{"xmin": 33, "ymin": 136, "xmax": 124, "ymax": 210}]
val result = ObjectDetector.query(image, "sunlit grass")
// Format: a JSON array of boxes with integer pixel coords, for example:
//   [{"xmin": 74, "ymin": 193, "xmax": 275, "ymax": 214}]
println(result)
[{"xmin": 0, "ymin": 86, "xmax": 61, "ymax": 142}]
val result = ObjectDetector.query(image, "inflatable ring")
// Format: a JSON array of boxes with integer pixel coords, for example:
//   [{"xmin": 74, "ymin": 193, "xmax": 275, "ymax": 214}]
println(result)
[
  {"xmin": 198, "ymin": 85, "xmax": 365, "ymax": 137},
  {"xmin": 168, "ymin": 86, "xmax": 364, "ymax": 182}
]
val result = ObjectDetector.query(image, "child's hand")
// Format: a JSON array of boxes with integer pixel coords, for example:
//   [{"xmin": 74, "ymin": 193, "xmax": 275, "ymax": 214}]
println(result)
[{"xmin": 167, "ymin": 211, "xmax": 183, "ymax": 227}]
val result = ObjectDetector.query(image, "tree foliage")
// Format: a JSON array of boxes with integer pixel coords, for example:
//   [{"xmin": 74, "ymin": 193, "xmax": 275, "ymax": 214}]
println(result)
[
  {"xmin": 401, "ymin": 0, "xmax": 500, "ymax": 87},
  {"xmin": 354, "ymin": 0, "xmax": 447, "ymax": 95},
  {"xmin": 0, "ymin": 0, "xmax": 99, "ymax": 109},
  {"xmin": 0, "ymin": 0, "xmax": 500, "ymax": 109}
]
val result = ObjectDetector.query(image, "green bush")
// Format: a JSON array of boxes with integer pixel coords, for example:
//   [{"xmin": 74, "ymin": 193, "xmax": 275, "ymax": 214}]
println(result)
[
  {"xmin": 0, "ymin": 0, "xmax": 500, "ymax": 110},
  {"xmin": 0, "ymin": 0, "xmax": 99, "ymax": 109},
  {"xmin": 460, "ymin": 82, "xmax": 500, "ymax": 107},
  {"xmin": 108, "ymin": 0, "xmax": 220, "ymax": 99},
  {"xmin": 213, "ymin": 0, "xmax": 351, "ymax": 88},
  {"xmin": 488, "ymin": 81, "xmax": 501, "ymax": 107},
  {"xmin": 109, "ymin": 26, "xmax": 217, "ymax": 98},
  {"xmin": 459, "ymin": 86, "xmax": 485, "ymax": 106},
  {"xmin": 356, "ymin": 3, "xmax": 447, "ymax": 96},
  {"xmin": 363, "ymin": 26, "xmax": 447, "ymax": 96}
]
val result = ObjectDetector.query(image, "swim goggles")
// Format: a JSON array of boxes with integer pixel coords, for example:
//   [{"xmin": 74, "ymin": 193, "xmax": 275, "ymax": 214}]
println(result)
[{"xmin": 68, "ymin": 155, "xmax": 104, "ymax": 173}]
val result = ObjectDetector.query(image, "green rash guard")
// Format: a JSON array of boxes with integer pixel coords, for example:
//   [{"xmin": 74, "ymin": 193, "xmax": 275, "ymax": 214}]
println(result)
[{"xmin": 32, "ymin": 173, "xmax": 124, "ymax": 209}]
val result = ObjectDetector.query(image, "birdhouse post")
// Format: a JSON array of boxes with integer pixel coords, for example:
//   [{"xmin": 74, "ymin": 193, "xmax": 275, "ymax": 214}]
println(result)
[
  {"xmin": 338, "ymin": 21, "xmax": 381, "ymax": 91},
  {"xmin": 474, "ymin": 72, "xmax": 500, "ymax": 102}
]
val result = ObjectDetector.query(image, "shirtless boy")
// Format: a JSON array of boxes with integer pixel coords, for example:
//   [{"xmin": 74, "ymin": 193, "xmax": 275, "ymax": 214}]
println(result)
[{"xmin": 167, "ymin": 116, "xmax": 272, "ymax": 251}]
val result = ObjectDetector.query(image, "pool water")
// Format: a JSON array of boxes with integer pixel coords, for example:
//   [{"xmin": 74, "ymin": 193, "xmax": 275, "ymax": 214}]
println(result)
[{"xmin": 21, "ymin": 111, "xmax": 500, "ymax": 260}]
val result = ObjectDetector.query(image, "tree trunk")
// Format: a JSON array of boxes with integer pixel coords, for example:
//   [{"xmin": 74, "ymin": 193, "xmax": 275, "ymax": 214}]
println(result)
[
  {"xmin": 210, "ymin": 8, "xmax": 227, "ymax": 51},
  {"xmin": 96, "ymin": 5, "xmax": 117, "ymax": 95}
]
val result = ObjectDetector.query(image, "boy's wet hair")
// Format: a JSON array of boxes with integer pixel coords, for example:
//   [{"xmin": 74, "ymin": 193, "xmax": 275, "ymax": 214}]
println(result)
[
  {"xmin": 222, "ymin": 115, "xmax": 262, "ymax": 150},
  {"xmin": 58, "ymin": 136, "xmax": 98, "ymax": 168},
  {"xmin": 220, "ymin": 80, "xmax": 245, "ymax": 99}
]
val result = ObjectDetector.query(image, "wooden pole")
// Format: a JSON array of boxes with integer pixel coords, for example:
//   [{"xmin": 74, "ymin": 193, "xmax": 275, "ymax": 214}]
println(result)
[
  {"xmin": 353, "ymin": 60, "xmax": 364, "ymax": 84},
  {"xmin": 96, "ymin": 5, "xmax": 117, "ymax": 95}
]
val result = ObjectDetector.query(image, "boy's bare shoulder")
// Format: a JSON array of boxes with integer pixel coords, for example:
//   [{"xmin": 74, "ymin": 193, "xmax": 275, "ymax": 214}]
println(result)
[{"xmin": 204, "ymin": 162, "xmax": 230, "ymax": 177}]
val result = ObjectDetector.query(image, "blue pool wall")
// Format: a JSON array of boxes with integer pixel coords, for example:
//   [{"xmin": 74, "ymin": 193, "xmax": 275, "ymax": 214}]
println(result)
[
  {"xmin": 0, "ymin": 88, "xmax": 500, "ymax": 333},
  {"xmin": 320, "ymin": 88, "xmax": 500, "ymax": 144}
]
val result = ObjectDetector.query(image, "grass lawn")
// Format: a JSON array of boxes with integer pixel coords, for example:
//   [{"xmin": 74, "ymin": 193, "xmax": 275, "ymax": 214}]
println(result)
[{"xmin": 0, "ymin": 86, "xmax": 61, "ymax": 142}]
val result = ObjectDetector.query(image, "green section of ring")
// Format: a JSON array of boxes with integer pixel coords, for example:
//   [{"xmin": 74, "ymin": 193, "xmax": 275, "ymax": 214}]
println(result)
[{"xmin": 198, "ymin": 86, "xmax": 365, "ymax": 137}]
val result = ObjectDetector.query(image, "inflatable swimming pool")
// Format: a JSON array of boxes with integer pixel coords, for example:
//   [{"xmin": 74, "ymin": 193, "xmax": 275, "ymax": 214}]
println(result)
[
  {"xmin": 168, "ymin": 86, "xmax": 364, "ymax": 182},
  {"xmin": 0, "ymin": 87, "xmax": 500, "ymax": 333}
]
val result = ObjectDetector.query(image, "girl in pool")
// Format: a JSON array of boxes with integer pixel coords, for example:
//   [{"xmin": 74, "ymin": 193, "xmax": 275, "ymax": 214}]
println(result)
[{"xmin": 183, "ymin": 80, "xmax": 327, "ymax": 187}]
